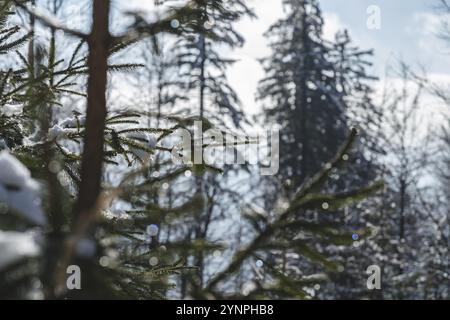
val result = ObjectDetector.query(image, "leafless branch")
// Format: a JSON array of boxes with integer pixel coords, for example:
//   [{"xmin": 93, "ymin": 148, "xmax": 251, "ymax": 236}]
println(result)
[{"xmin": 12, "ymin": 0, "xmax": 88, "ymax": 39}]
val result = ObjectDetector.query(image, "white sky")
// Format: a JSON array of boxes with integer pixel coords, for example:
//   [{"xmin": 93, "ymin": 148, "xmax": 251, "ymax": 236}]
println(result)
[
  {"xmin": 112, "ymin": 0, "xmax": 450, "ymax": 121},
  {"xmin": 225, "ymin": 0, "xmax": 450, "ymax": 116}
]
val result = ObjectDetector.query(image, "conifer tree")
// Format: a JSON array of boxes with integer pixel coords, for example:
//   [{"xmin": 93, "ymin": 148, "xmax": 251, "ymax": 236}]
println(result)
[
  {"xmin": 0, "ymin": 0, "xmax": 215, "ymax": 299},
  {"xmin": 258, "ymin": 0, "xmax": 374, "ymax": 188},
  {"xmin": 164, "ymin": 0, "xmax": 255, "ymax": 294},
  {"xmin": 256, "ymin": 0, "xmax": 380, "ymax": 298}
]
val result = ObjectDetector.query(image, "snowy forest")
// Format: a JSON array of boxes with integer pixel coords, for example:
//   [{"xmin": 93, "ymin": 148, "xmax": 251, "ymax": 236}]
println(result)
[{"xmin": 0, "ymin": 0, "xmax": 449, "ymax": 300}]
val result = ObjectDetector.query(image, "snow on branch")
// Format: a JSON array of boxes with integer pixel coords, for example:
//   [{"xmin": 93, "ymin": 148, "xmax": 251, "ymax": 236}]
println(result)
[{"xmin": 0, "ymin": 151, "xmax": 46, "ymax": 226}]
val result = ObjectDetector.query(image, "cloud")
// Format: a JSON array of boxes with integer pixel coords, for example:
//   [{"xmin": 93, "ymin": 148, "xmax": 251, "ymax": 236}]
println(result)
[
  {"xmin": 227, "ymin": 0, "xmax": 284, "ymax": 115},
  {"xmin": 409, "ymin": 12, "xmax": 450, "ymax": 56},
  {"xmin": 228, "ymin": 3, "xmax": 347, "ymax": 115},
  {"xmin": 323, "ymin": 12, "xmax": 346, "ymax": 41}
]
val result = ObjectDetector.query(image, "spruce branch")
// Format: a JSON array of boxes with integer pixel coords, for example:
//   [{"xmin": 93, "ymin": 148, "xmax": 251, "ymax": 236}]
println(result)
[{"xmin": 204, "ymin": 128, "xmax": 382, "ymax": 293}]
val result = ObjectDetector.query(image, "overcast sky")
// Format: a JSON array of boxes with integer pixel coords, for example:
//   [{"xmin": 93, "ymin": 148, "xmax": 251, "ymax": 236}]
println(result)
[
  {"xmin": 111, "ymin": 0, "xmax": 450, "ymax": 121},
  {"xmin": 221, "ymin": 0, "xmax": 450, "ymax": 115}
]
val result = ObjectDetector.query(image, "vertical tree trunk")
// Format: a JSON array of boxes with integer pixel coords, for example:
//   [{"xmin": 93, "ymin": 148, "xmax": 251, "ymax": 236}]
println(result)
[
  {"xmin": 192, "ymin": 13, "xmax": 208, "ymax": 291},
  {"xmin": 299, "ymin": 1, "xmax": 309, "ymax": 185},
  {"xmin": 399, "ymin": 177, "xmax": 406, "ymax": 240},
  {"xmin": 27, "ymin": 0, "xmax": 35, "ymax": 71},
  {"xmin": 75, "ymin": 0, "xmax": 111, "ymax": 221},
  {"xmin": 199, "ymin": 33, "xmax": 206, "ymax": 119},
  {"xmin": 47, "ymin": 0, "xmax": 111, "ymax": 298}
]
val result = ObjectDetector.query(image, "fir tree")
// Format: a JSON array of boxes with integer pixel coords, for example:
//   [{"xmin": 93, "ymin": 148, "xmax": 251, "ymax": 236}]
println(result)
[
  {"xmin": 258, "ymin": 0, "xmax": 374, "ymax": 188},
  {"xmin": 0, "ymin": 0, "xmax": 214, "ymax": 299},
  {"xmin": 165, "ymin": 0, "xmax": 255, "ymax": 295},
  {"xmin": 257, "ymin": 0, "xmax": 380, "ymax": 298}
]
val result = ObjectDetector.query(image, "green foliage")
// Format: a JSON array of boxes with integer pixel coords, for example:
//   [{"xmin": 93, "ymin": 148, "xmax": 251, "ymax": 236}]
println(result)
[
  {"xmin": 0, "ymin": 0, "xmax": 385, "ymax": 300},
  {"xmin": 194, "ymin": 129, "xmax": 383, "ymax": 299}
]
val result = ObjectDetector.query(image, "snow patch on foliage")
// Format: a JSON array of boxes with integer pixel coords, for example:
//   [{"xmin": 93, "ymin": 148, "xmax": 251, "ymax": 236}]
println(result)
[
  {"xmin": 1, "ymin": 104, "xmax": 23, "ymax": 116},
  {"xmin": 0, "ymin": 151, "xmax": 46, "ymax": 225},
  {"xmin": 60, "ymin": 115, "xmax": 86, "ymax": 128},
  {"xmin": 47, "ymin": 124, "xmax": 66, "ymax": 140},
  {"xmin": 0, "ymin": 231, "xmax": 40, "ymax": 270}
]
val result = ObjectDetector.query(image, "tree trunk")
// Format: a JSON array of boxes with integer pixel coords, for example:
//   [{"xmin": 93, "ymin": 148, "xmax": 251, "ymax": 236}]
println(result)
[
  {"xmin": 75, "ymin": 0, "xmax": 111, "ymax": 221},
  {"xmin": 399, "ymin": 178, "xmax": 406, "ymax": 240}
]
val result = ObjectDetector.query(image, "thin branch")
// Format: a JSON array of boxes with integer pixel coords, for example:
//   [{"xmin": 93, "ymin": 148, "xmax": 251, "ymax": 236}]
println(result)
[
  {"xmin": 204, "ymin": 128, "xmax": 378, "ymax": 292},
  {"xmin": 12, "ymin": 0, "xmax": 88, "ymax": 39}
]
